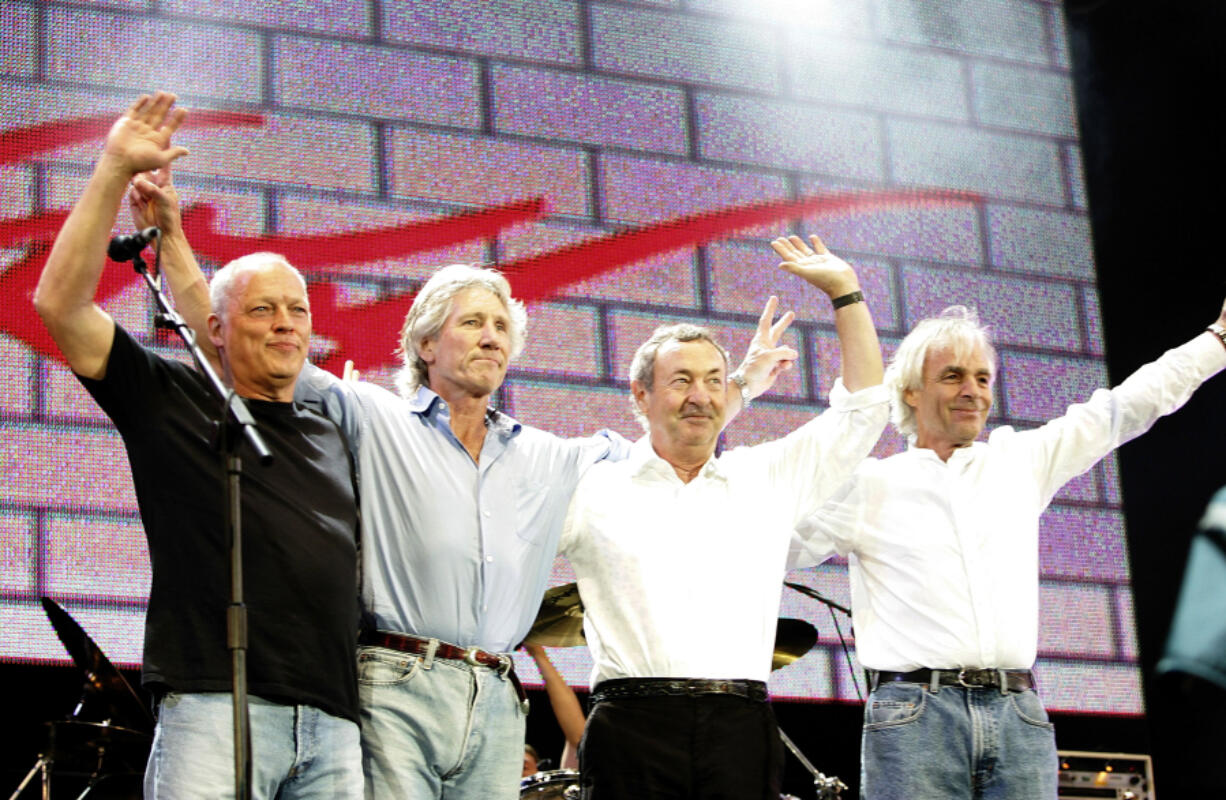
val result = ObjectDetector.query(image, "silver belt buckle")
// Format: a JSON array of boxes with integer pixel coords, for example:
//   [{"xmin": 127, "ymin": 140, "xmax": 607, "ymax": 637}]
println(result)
[
  {"xmin": 463, "ymin": 647, "xmax": 482, "ymax": 667},
  {"xmin": 957, "ymin": 668, "xmax": 976, "ymax": 688}
]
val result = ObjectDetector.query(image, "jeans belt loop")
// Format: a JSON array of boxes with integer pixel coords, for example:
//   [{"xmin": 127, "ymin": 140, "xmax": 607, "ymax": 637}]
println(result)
[
  {"xmin": 998, "ymin": 669, "xmax": 1008, "ymax": 696},
  {"xmin": 422, "ymin": 637, "xmax": 439, "ymax": 669},
  {"xmin": 929, "ymin": 670, "xmax": 941, "ymax": 694}
]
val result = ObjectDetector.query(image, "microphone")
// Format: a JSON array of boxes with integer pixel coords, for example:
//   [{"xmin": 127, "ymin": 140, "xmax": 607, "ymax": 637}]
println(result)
[
  {"xmin": 107, "ymin": 227, "xmax": 159, "ymax": 262},
  {"xmin": 784, "ymin": 581, "xmax": 851, "ymax": 616}
]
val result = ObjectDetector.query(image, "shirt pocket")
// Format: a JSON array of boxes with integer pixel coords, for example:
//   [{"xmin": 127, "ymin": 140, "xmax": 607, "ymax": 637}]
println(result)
[{"xmin": 511, "ymin": 478, "xmax": 553, "ymax": 546}]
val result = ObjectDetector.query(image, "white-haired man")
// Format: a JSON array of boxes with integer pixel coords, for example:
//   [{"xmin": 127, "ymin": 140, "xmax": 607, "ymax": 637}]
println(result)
[
  {"xmin": 794, "ymin": 304, "xmax": 1226, "ymax": 799},
  {"xmin": 33, "ymin": 93, "xmax": 362, "ymax": 798},
  {"xmin": 558, "ymin": 235, "xmax": 889, "ymax": 799}
]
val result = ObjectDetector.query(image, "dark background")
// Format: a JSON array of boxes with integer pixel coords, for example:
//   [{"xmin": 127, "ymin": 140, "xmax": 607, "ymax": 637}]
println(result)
[
  {"xmin": 1067, "ymin": 0, "xmax": 1226, "ymax": 795},
  {"xmin": 3, "ymin": 1, "xmax": 1225, "ymax": 797}
]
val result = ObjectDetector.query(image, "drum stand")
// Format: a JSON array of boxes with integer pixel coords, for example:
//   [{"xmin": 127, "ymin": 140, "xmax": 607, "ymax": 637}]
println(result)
[
  {"xmin": 7, "ymin": 755, "xmax": 50, "ymax": 800},
  {"xmin": 778, "ymin": 726, "xmax": 847, "ymax": 800}
]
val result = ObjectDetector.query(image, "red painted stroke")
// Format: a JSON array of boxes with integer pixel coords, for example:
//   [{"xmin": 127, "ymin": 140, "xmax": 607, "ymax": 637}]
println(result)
[
  {"xmin": 500, "ymin": 189, "xmax": 979, "ymax": 303},
  {"xmin": 0, "ymin": 111, "xmax": 264, "ymax": 165},
  {"xmin": 0, "ymin": 112, "xmax": 981, "ymax": 375}
]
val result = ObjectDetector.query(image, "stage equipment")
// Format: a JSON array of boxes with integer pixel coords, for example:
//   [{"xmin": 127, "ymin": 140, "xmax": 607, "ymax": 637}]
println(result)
[
  {"xmin": 519, "ymin": 769, "xmax": 579, "ymax": 798},
  {"xmin": 1057, "ymin": 750, "xmax": 1154, "ymax": 800},
  {"xmin": 7, "ymin": 598, "xmax": 152, "ymax": 800}
]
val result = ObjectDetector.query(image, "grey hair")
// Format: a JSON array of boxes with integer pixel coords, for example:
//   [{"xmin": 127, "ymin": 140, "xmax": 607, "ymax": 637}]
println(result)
[
  {"xmin": 884, "ymin": 305, "xmax": 997, "ymax": 437},
  {"xmin": 394, "ymin": 263, "xmax": 528, "ymax": 397},
  {"xmin": 627, "ymin": 323, "xmax": 730, "ymax": 431},
  {"xmin": 209, "ymin": 252, "xmax": 306, "ymax": 321}
]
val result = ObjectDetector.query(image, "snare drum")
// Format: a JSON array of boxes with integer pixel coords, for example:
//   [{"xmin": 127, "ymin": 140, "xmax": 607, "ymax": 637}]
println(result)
[{"xmin": 519, "ymin": 768, "xmax": 580, "ymax": 798}]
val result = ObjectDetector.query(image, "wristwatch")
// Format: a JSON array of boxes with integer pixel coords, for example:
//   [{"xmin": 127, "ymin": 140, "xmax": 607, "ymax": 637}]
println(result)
[{"xmin": 729, "ymin": 371, "xmax": 751, "ymax": 409}]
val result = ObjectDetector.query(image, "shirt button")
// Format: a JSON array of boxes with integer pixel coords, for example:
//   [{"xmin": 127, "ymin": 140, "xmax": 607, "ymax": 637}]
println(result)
[
  {"xmin": 482, "ymin": 509, "xmax": 491, "ymax": 517},
  {"xmin": 485, "ymin": 556, "xmax": 493, "ymax": 562}
]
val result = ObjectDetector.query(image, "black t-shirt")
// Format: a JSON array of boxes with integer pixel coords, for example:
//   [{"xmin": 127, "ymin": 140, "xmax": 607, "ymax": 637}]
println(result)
[{"xmin": 79, "ymin": 325, "xmax": 360, "ymax": 723}]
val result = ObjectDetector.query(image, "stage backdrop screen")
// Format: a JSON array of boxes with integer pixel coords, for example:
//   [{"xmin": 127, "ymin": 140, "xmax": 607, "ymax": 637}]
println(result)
[{"xmin": 0, "ymin": 0, "xmax": 1138, "ymax": 714}]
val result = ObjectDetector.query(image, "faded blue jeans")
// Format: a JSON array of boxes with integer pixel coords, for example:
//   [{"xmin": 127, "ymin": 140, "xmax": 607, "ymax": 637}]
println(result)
[
  {"xmin": 357, "ymin": 644, "xmax": 526, "ymax": 799},
  {"xmin": 144, "ymin": 692, "xmax": 362, "ymax": 799},
  {"xmin": 860, "ymin": 681, "xmax": 1058, "ymax": 800}
]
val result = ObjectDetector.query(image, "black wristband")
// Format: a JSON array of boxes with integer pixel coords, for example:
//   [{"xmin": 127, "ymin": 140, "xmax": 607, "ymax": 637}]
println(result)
[{"xmin": 831, "ymin": 290, "xmax": 865, "ymax": 309}]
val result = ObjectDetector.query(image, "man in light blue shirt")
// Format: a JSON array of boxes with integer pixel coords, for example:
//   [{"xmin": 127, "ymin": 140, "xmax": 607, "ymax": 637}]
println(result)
[{"xmin": 296, "ymin": 263, "xmax": 796, "ymax": 798}]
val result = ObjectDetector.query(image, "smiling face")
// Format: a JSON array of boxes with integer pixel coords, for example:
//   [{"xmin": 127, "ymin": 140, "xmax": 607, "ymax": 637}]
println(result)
[
  {"xmin": 419, "ymin": 287, "xmax": 512, "ymax": 401},
  {"xmin": 634, "ymin": 338, "xmax": 728, "ymax": 466},
  {"xmin": 904, "ymin": 343, "xmax": 994, "ymax": 459},
  {"xmin": 208, "ymin": 262, "xmax": 310, "ymax": 402}
]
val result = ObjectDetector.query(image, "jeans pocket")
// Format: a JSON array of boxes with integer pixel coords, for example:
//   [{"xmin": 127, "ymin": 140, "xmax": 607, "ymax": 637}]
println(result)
[
  {"xmin": 356, "ymin": 647, "xmax": 423, "ymax": 686},
  {"xmin": 1009, "ymin": 689, "xmax": 1055, "ymax": 730},
  {"xmin": 863, "ymin": 683, "xmax": 926, "ymax": 730}
]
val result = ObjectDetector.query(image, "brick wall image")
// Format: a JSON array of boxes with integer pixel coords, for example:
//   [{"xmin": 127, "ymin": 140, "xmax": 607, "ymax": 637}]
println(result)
[{"xmin": 0, "ymin": 0, "xmax": 1138, "ymax": 713}]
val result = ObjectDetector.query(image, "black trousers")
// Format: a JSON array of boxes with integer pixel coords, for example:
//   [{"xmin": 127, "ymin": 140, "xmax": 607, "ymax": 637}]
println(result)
[{"xmin": 579, "ymin": 692, "xmax": 784, "ymax": 800}]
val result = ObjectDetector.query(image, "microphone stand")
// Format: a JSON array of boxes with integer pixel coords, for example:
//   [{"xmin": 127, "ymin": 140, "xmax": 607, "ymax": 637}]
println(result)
[
  {"xmin": 777, "ymin": 727, "xmax": 848, "ymax": 799},
  {"xmin": 784, "ymin": 580, "xmax": 866, "ymax": 703},
  {"xmin": 130, "ymin": 237, "xmax": 271, "ymax": 800}
]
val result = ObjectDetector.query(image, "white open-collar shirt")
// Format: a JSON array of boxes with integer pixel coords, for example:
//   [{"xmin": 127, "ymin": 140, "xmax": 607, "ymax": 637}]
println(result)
[
  {"xmin": 794, "ymin": 334, "xmax": 1226, "ymax": 672},
  {"xmin": 559, "ymin": 380, "xmax": 889, "ymax": 686}
]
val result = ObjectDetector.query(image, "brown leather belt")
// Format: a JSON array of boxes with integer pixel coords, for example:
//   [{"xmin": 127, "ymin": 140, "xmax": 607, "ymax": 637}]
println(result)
[
  {"xmin": 360, "ymin": 630, "xmax": 511, "ymax": 672},
  {"xmin": 871, "ymin": 668, "xmax": 1035, "ymax": 693},
  {"xmin": 590, "ymin": 677, "xmax": 768, "ymax": 705},
  {"xmin": 358, "ymin": 630, "xmax": 529, "ymax": 712}
]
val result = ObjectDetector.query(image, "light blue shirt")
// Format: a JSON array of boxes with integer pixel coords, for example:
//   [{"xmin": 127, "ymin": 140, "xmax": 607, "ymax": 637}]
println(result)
[{"xmin": 297, "ymin": 364, "xmax": 626, "ymax": 652}]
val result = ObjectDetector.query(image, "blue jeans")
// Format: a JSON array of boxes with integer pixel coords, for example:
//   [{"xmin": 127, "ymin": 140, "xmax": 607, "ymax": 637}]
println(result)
[
  {"xmin": 357, "ymin": 644, "xmax": 526, "ymax": 799},
  {"xmin": 144, "ymin": 692, "xmax": 362, "ymax": 799},
  {"xmin": 860, "ymin": 682, "xmax": 1058, "ymax": 800}
]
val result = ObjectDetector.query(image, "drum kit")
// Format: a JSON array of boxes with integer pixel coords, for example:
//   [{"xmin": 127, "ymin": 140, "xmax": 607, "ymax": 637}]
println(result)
[
  {"xmin": 8, "ymin": 598, "xmax": 152, "ymax": 800},
  {"xmin": 520, "ymin": 583, "xmax": 848, "ymax": 800}
]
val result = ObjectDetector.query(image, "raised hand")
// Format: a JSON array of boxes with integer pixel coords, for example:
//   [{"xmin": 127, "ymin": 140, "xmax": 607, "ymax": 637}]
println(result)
[
  {"xmin": 103, "ymin": 91, "xmax": 189, "ymax": 176},
  {"xmin": 129, "ymin": 162, "xmax": 183, "ymax": 236},
  {"xmin": 770, "ymin": 234, "xmax": 860, "ymax": 299},
  {"xmin": 734, "ymin": 295, "xmax": 798, "ymax": 399}
]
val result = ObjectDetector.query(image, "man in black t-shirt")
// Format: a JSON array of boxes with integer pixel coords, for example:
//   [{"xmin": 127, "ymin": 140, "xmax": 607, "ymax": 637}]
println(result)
[{"xmin": 33, "ymin": 92, "xmax": 362, "ymax": 799}]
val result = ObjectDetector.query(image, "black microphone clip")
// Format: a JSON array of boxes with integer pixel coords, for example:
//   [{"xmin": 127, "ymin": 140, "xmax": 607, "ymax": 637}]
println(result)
[{"xmin": 107, "ymin": 227, "xmax": 159, "ymax": 263}]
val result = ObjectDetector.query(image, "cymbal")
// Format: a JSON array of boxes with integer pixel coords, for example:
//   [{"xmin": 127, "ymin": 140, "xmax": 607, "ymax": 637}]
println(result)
[
  {"xmin": 41, "ymin": 597, "xmax": 153, "ymax": 731},
  {"xmin": 772, "ymin": 618, "xmax": 818, "ymax": 671},
  {"xmin": 42, "ymin": 720, "xmax": 151, "ymax": 773},
  {"xmin": 524, "ymin": 582, "xmax": 585, "ymax": 647}
]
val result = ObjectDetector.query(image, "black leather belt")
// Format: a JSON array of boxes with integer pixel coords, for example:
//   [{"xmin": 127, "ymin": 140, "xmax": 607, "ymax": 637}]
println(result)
[
  {"xmin": 590, "ymin": 677, "xmax": 768, "ymax": 704},
  {"xmin": 870, "ymin": 668, "xmax": 1034, "ymax": 692}
]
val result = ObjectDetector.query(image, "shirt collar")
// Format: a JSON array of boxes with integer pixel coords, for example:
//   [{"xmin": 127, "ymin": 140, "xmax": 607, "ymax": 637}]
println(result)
[
  {"xmin": 627, "ymin": 436, "xmax": 727, "ymax": 483},
  {"xmin": 407, "ymin": 385, "xmax": 522, "ymax": 436},
  {"xmin": 904, "ymin": 437, "xmax": 986, "ymax": 464}
]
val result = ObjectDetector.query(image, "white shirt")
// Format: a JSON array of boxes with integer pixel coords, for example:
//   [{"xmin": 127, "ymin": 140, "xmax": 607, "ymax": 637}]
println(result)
[
  {"xmin": 794, "ymin": 334, "xmax": 1226, "ymax": 672},
  {"xmin": 559, "ymin": 380, "xmax": 889, "ymax": 686}
]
